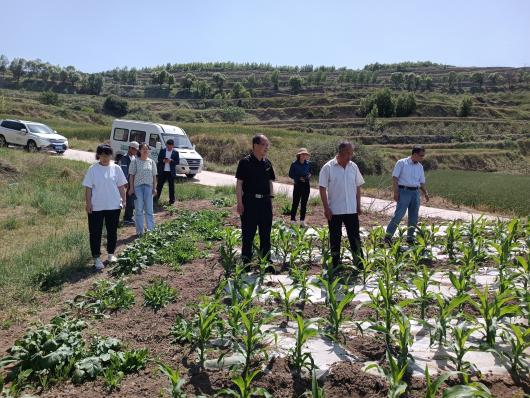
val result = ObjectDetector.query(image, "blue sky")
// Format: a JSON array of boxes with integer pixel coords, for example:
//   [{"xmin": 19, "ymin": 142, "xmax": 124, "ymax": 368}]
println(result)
[{"xmin": 2, "ymin": 0, "xmax": 529, "ymax": 72}]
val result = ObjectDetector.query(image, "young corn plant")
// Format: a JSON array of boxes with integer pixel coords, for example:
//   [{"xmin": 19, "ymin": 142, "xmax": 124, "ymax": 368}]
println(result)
[
  {"xmin": 358, "ymin": 250, "xmax": 376, "ymax": 286},
  {"xmin": 195, "ymin": 300, "xmax": 221, "ymax": 368},
  {"xmin": 158, "ymin": 362, "xmax": 187, "ymax": 398},
  {"xmin": 317, "ymin": 276, "xmax": 356, "ymax": 341},
  {"xmin": 272, "ymin": 224, "xmax": 294, "ymax": 266},
  {"xmin": 469, "ymin": 285, "xmax": 520, "ymax": 348},
  {"xmin": 448, "ymin": 322, "xmax": 478, "ymax": 380},
  {"xmin": 219, "ymin": 227, "xmax": 241, "ymax": 278},
  {"xmin": 365, "ymin": 352, "xmax": 408, "ymax": 398},
  {"xmin": 391, "ymin": 306, "xmax": 413, "ymax": 371},
  {"xmin": 500, "ymin": 324, "xmax": 530, "ymax": 378},
  {"xmin": 270, "ymin": 282, "xmax": 298, "ymax": 324},
  {"xmin": 290, "ymin": 265, "xmax": 311, "ymax": 309},
  {"xmin": 444, "ymin": 221, "xmax": 462, "ymax": 261},
  {"xmin": 142, "ymin": 279, "xmax": 177, "ymax": 312},
  {"xmin": 314, "ymin": 226, "xmax": 329, "ymax": 259},
  {"xmin": 430, "ymin": 293, "xmax": 468, "ymax": 347},
  {"xmin": 448, "ymin": 265, "xmax": 473, "ymax": 306},
  {"xmin": 218, "ymin": 369, "xmax": 271, "ymax": 398},
  {"xmin": 424, "ymin": 366, "xmax": 456, "ymax": 398},
  {"xmin": 304, "ymin": 369, "xmax": 326, "ymax": 398},
  {"xmin": 411, "ymin": 265, "xmax": 437, "ymax": 320},
  {"xmin": 234, "ymin": 307, "xmax": 274, "ymax": 378},
  {"xmin": 289, "ymin": 315, "xmax": 318, "ymax": 374}
]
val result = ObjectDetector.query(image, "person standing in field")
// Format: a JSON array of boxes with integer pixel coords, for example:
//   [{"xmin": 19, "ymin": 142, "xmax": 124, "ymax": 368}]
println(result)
[
  {"xmin": 128, "ymin": 143, "xmax": 158, "ymax": 236},
  {"xmin": 155, "ymin": 139, "xmax": 180, "ymax": 205},
  {"xmin": 385, "ymin": 145, "xmax": 430, "ymax": 245},
  {"xmin": 319, "ymin": 141, "xmax": 365, "ymax": 274},
  {"xmin": 236, "ymin": 134, "xmax": 276, "ymax": 270},
  {"xmin": 119, "ymin": 141, "xmax": 139, "ymax": 225},
  {"xmin": 289, "ymin": 148, "xmax": 311, "ymax": 227},
  {"xmin": 83, "ymin": 144, "xmax": 127, "ymax": 270}
]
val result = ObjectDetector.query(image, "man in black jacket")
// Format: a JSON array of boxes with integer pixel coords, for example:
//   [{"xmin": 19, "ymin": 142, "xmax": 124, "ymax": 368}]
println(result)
[
  {"xmin": 156, "ymin": 139, "xmax": 180, "ymax": 204},
  {"xmin": 119, "ymin": 141, "xmax": 139, "ymax": 225}
]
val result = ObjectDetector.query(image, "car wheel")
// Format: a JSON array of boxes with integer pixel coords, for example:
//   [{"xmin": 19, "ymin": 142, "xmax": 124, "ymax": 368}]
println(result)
[
  {"xmin": 0, "ymin": 135, "xmax": 6, "ymax": 147},
  {"xmin": 186, "ymin": 174, "xmax": 196, "ymax": 179},
  {"xmin": 27, "ymin": 140, "xmax": 38, "ymax": 153}
]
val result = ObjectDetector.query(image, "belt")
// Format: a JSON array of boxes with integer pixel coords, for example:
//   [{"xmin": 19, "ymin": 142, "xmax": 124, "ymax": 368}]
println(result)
[
  {"xmin": 244, "ymin": 193, "xmax": 273, "ymax": 199},
  {"xmin": 398, "ymin": 185, "xmax": 419, "ymax": 190}
]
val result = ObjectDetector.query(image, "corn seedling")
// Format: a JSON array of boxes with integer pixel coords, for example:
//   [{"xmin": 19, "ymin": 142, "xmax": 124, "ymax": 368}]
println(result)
[
  {"xmin": 303, "ymin": 369, "xmax": 325, "ymax": 398},
  {"xmin": 234, "ymin": 307, "xmax": 274, "ymax": 377},
  {"xmin": 445, "ymin": 221, "xmax": 461, "ymax": 260},
  {"xmin": 314, "ymin": 226, "xmax": 329, "ymax": 258},
  {"xmin": 500, "ymin": 324, "xmax": 530, "ymax": 378},
  {"xmin": 391, "ymin": 306, "xmax": 413, "ymax": 370},
  {"xmin": 424, "ymin": 366, "xmax": 456, "ymax": 398},
  {"xmin": 469, "ymin": 285, "xmax": 520, "ymax": 348},
  {"xmin": 411, "ymin": 265, "xmax": 437, "ymax": 320},
  {"xmin": 317, "ymin": 276, "xmax": 356, "ymax": 341},
  {"xmin": 289, "ymin": 315, "xmax": 318, "ymax": 374},
  {"xmin": 365, "ymin": 351, "xmax": 407, "ymax": 398},
  {"xmin": 158, "ymin": 362, "xmax": 187, "ymax": 398},
  {"xmin": 431, "ymin": 294, "xmax": 468, "ymax": 346},
  {"xmin": 290, "ymin": 265, "xmax": 311, "ymax": 309},
  {"xmin": 270, "ymin": 282, "xmax": 298, "ymax": 324},
  {"xmin": 358, "ymin": 250, "xmax": 376, "ymax": 286},
  {"xmin": 220, "ymin": 227, "xmax": 241, "ymax": 277},
  {"xmin": 142, "ymin": 279, "xmax": 177, "ymax": 312},
  {"xmin": 442, "ymin": 382, "xmax": 492, "ymax": 398},
  {"xmin": 195, "ymin": 300, "xmax": 221, "ymax": 368},
  {"xmin": 448, "ymin": 322, "xmax": 477, "ymax": 379},
  {"xmin": 272, "ymin": 224, "xmax": 294, "ymax": 266},
  {"xmin": 218, "ymin": 369, "xmax": 271, "ymax": 398}
]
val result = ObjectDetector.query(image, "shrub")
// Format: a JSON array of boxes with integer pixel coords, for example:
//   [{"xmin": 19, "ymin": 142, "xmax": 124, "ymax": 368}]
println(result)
[
  {"xmin": 39, "ymin": 90, "xmax": 60, "ymax": 105},
  {"xmin": 458, "ymin": 96, "xmax": 473, "ymax": 117},
  {"xmin": 360, "ymin": 88, "xmax": 394, "ymax": 117},
  {"xmin": 221, "ymin": 106, "xmax": 246, "ymax": 122},
  {"xmin": 394, "ymin": 93, "xmax": 416, "ymax": 117},
  {"xmin": 103, "ymin": 95, "xmax": 129, "ymax": 117}
]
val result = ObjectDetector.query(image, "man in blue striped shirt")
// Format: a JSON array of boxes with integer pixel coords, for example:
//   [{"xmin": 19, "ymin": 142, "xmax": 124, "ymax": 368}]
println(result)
[{"xmin": 385, "ymin": 145, "xmax": 430, "ymax": 245}]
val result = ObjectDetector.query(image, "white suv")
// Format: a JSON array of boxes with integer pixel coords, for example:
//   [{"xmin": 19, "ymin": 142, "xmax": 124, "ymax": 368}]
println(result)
[{"xmin": 0, "ymin": 119, "xmax": 69, "ymax": 154}]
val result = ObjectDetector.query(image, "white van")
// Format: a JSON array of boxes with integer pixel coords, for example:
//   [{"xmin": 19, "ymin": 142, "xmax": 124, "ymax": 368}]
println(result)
[{"xmin": 109, "ymin": 119, "xmax": 203, "ymax": 178}]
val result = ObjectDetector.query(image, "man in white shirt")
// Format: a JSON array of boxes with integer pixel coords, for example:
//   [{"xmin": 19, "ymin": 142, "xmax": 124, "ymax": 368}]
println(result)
[
  {"xmin": 385, "ymin": 145, "xmax": 430, "ymax": 245},
  {"xmin": 319, "ymin": 142, "xmax": 365, "ymax": 273}
]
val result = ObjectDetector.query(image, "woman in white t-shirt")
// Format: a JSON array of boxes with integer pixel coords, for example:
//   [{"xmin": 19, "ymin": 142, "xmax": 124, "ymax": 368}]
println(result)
[
  {"xmin": 128, "ymin": 143, "xmax": 158, "ymax": 236},
  {"xmin": 82, "ymin": 144, "xmax": 127, "ymax": 270}
]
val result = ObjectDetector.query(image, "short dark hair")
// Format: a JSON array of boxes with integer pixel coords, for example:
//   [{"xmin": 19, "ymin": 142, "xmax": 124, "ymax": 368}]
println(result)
[
  {"xmin": 412, "ymin": 145, "xmax": 425, "ymax": 155},
  {"xmin": 338, "ymin": 141, "xmax": 353, "ymax": 153},
  {"xmin": 166, "ymin": 139, "xmax": 174, "ymax": 146},
  {"xmin": 252, "ymin": 134, "xmax": 264, "ymax": 146},
  {"xmin": 95, "ymin": 144, "xmax": 113, "ymax": 160}
]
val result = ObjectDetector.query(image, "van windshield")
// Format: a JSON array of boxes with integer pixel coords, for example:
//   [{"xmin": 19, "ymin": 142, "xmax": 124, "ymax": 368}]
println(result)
[{"xmin": 162, "ymin": 134, "xmax": 193, "ymax": 149}]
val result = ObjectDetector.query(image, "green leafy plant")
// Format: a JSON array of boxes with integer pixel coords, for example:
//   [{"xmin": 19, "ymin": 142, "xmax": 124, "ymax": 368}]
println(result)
[
  {"xmin": 289, "ymin": 315, "xmax": 318, "ymax": 374},
  {"xmin": 305, "ymin": 369, "xmax": 325, "ymax": 398},
  {"xmin": 69, "ymin": 279, "xmax": 135, "ymax": 318},
  {"xmin": 317, "ymin": 277, "xmax": 356, "ymax": 341},
  {"xmin": 159, "ymin": 362, "xmax": 187, "ymax": 398},
  {"xmin": 411, "ymin": 265, "xmax": 437, "ymax": 319},
  {"xmin": 500, "ymin": 324, "xmax": 530, "ymax": 378},
  {"xmin": 102, "ymin": 355, "xmax": 125, "ymax": 392},
  {"xmin": 220, "ymin": 227, "xmax": 241, "ymax": 277},
  {"xmin": 448, "ymin": 322, "xmax": 477, "ymax": 378},
  {"xmin": 270, "ymin": 282, "xmax": 298, "ymax": 324},
  {"xmin": 431, "ymin": 294, "xmax": 468, "ymax": 346},
  {"xmin": 424, "ymin": 366, "xmax": 455, "ymax": 398},
  {"xmin": 218, "ymin": 369, "xmax": 271, "ymax": 398},
  {"xmin": 391, "ymin": 307, "xmax": 413, "ymax": 370},
  {"xmin": 365, "ymin": 352, "xmax": 407, "ymax": 398},
  {"xmin": 195, "ymin": 300, "xmax": 221, "ymax": 368},
  {"xmin": 142, "ymin": 279, "xmax": 177, "ymax": 312},
  {"xmin": 290, "ymin": 265, "xmax": 311, "ymax": 309},
  {"xmin": 444, "ymin": 221, "xmax": 461, "ymax": 260}
]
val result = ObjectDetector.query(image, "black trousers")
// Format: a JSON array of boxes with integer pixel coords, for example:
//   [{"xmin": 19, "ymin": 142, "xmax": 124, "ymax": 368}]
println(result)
[
  {"xmin": 241, "ymin": 196, "xmax": 272, "ymax": 264},
  {"xmin": 88, "ymin": 209, "xmax": 121, "ymax": 257},
  {"xmin": 328, "ymin": 213, "xmax": 363, "ymax": 268},
  {"xmin": 290, "ymin": 181, "xmax": 310, "ymax": 221},
  {"xmin": 156, "ymin": 171, "xmax": 175, "ymax": 203},
  {"xmin": 123, "ymin": 190, "xmax": 135, "ymax": 221}
]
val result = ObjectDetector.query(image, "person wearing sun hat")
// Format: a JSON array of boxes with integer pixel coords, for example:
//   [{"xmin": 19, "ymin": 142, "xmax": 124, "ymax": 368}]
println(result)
[{"xmin": 288, "ymin": 148, "xmax": 311, "ymax": 227}]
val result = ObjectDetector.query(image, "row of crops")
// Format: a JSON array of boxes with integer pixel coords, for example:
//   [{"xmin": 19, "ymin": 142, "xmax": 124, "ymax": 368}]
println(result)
[{"xmin": 1, "ymin": 207, "xmax": 529, "ymax": 397}]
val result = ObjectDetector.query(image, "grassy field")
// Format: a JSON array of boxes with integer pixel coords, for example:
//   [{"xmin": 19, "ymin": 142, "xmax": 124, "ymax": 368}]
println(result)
[
  {"xmin": 364, "ymin": 169, "xmax": 530, "ymax": 216},
  {"xmin": 0, "ymin": 149, "xmax": 91, "ymax": 324}
]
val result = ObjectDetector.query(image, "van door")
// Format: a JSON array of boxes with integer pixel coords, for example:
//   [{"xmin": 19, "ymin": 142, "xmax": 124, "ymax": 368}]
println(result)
[{"xmin": 148, "ymin": 133, "xmax": 161, "ymax": 160}]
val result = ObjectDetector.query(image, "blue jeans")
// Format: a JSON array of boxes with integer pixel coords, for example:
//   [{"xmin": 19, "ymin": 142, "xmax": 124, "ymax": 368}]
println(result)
[
  {"xmin": 386, "ymin": 188, "xmax": 420, "ymax": 240},
  {"xmin": 134, "ymin": 184, "xmax": 155, "ymax": 235}
]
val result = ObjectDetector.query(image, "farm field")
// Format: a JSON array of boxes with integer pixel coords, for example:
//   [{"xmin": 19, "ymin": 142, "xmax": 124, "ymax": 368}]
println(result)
[{"xmin": 0, "ymin": 150, "xmax": 529, "ymax": 397}]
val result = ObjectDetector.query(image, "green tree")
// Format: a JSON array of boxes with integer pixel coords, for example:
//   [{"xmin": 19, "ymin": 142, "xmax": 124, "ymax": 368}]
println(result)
[
  {"xmin": 212, "ymin": 72, "xmax": 226, "ymax": 92},
  {"xmin": 191, "ymin": 79, "xmax": 211, "ymax": 98},
  {"xmin": 103, "ymin": 95, "xmax": 129, "ymax": 117},
  {"xmin": 39, "ymin": 65, "xmax": 50, "ymax": 82},
  {"xmin": 470, "ymin": 72, "xmax": 484, "ymax": 90},
  {"xmin": 127, "ymin": 68, "xmax": 137, "ymax": 85},
  {"xmin": 447, "ymin": 71, "xmax": 457, "ymax": 92},
  {"xmin": 289, "ymin": 75, "xmax": 303, "ymax": 94},
  {"xmin": 244, "ymin": 73, "xmax": 257, "ymax": 93},
  {"xmin": 181, "ymin": 73, "xmax": 196, "ymax": 92},
  {"xmin": 0, "ymin": 55, "xmax": 10, "ymax": 75},
  {"xmin": 458, "ymin": 95, "xmax": 473, "ymax": 117},
  {"xmin": 404, "ymin": 73, "xmax": 418, "ymax": 91},
  {"xmin": 390, "ymin": 72, "xmax": 403, "ymax": 89},
  {"xmin": 395, "ymin": 92, "xmax": 417, "ymax": 116},
  {"xmin": 157, "ymin": 70, "xmax": 168, "ymax": 87},
  {"xmin": 167, "ymin": 74, "xmax": 175, "ymax": 89},
  {"xmin": 9, "ymin": 58, "xmax": 26, "ymax": 83},
  {"xmin": 271, "ymin": 70, "xmax": 280, "ymax": 90},
  {"xmin": 231, "ymin": 82, "xmax": 250, "ymax": 98}
]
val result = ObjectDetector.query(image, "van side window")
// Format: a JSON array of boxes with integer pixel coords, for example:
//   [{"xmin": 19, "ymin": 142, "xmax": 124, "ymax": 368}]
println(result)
[
  {"xmin": 130, "ymin": 130, "xmax": 146, "ymax": 144},
  {"xmin": 149, "ymin": 134, "xmax": 160, "ymax": 148},
  {"xmin": 113, "ymin": 128, "xmax": 129, "ymax": 142}
]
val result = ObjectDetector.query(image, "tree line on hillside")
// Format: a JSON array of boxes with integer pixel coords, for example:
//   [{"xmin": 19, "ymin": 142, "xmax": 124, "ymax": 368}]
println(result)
[{"xmin": 1, "ymin": 55, "xmax": 529, "ymax": 100}]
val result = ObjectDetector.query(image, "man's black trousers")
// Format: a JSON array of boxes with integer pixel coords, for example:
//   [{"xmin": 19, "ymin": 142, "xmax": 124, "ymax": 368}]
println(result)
[
  {"xmin": 88, "ymin": 209, "xmax": 121, "ymax": 257},
  {"xmin": 328, "ymin": 213, "xmax": 363, "ymax": 268},
  {"xmin": 290, "ymin": 181, "xmax": 310, "ymax": 221},
  {"xmin": 156, "ymin": 171, "xmax": 175, "ymax": 203},
  {"xmin": 241, "ymin": 196, "xmax": 272, "ymax": 263},
  {"xmin": 123, "ymin": 190, "xmax": 135, "ymax": 221}
]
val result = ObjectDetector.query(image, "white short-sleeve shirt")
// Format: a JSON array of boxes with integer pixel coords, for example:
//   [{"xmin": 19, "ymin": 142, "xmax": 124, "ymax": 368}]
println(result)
[
  {"xmin": 82, "ymin": 162, "xmax": 127, "ymax": 211},
  {"xmin": 318, "ymin": 158, "xmax": 365, "ymax": 215},
  {"xmin": 392, "ymin": 157, "xmax": 425, "ymax": 187}
]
